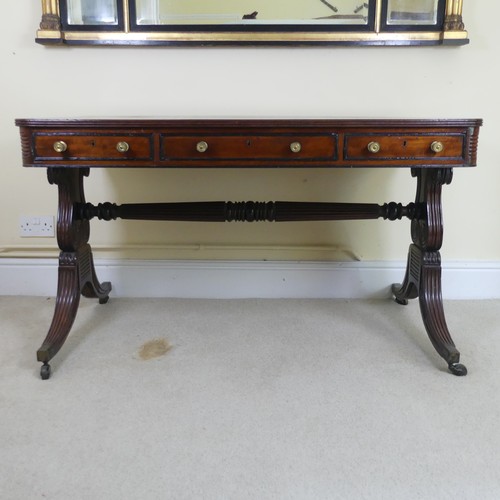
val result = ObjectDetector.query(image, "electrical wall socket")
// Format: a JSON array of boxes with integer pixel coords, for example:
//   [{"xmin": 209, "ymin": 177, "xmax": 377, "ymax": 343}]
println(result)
[{"xmin": 19, "ymin": 215, "xmax": 55, "ymax": 237}]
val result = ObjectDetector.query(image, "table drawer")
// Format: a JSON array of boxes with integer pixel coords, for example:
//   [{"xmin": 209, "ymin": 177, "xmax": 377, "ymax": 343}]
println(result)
[
  {"xmin": 33, "ymin": 133, "xmax": 154, "ymax": 161},
  {"xmin": 160, "ymin": 134, "xmax": 337, "ymax": 161},
  {"xmin": 344, "ymin": 134, "xmax": 465, "ymax": 161}
]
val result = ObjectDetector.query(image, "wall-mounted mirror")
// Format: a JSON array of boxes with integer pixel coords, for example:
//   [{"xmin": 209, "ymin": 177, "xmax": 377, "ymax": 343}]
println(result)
[
  {"xmin": 37, "ymin": 0, "xmax": 468, "ymax": 46},
  {"xmin": 131, "ymin": 0, "xmax": 373, "ymax": 27}
]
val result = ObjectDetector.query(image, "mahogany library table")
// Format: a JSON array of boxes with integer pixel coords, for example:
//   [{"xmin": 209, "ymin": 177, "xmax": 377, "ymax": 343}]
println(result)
[{"xmin": 15, "ymin": 118, "xmax": 482, "ymax": 379}]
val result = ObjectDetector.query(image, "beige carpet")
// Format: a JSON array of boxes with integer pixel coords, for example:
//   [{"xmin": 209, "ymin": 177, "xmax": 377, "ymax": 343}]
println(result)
[{"xmin": 1, "ymin": 296, "xmax": 500, "ymax": 499}]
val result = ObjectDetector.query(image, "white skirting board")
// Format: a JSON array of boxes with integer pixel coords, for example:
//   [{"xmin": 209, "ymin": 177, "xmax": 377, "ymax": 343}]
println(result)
[{"xmin": 1, "ymin": 258, "xmax": 500, "ymax": 299}]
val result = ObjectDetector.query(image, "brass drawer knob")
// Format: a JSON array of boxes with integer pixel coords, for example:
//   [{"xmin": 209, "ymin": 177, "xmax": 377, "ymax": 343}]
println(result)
[
  {"xmin": 430, "ymin": 141, "xmax": 444, "ymax": 153},
  {"xmin": 53, "ymin": 141, "xmax": 67, "ymax": 153},
  {"xmin": 116, "ymin": 141, "xmax": 130, "ymax": 153},
  {"xmin": 196, "ymin": 141, "xmax": 208, "ymax": 153},
  {"xmin": 367, "ymin": 141, "xmax": 381, "ymax": 153},
  {"xmin": 290, "ymin": 141, "xmax": 302, "ymax": 153}
]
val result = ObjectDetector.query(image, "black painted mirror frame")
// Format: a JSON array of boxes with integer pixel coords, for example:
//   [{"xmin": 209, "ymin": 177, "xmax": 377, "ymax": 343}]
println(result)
[{"xmin": 37, "ymin": 0, "xmax": 468, "ymax": 46}]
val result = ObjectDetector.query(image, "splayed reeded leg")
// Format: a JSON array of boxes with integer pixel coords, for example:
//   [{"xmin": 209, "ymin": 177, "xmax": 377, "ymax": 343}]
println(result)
[
  {"xmin": 392, "ymin": 168, "xmax": 466, "ymax": 375},
  {"xmin": 37, "ymin": 169, "xmax": 111, "ymax": 379}
]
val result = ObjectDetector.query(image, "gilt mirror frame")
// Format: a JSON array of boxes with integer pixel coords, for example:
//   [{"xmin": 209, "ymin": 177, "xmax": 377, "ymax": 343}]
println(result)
[{"xmin": 37, "ymin": 0, "xmax": 468, "ymax": 46}]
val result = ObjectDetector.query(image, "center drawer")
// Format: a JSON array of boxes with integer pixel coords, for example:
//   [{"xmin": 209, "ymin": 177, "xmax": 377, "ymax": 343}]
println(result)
[{"xmin": 160, "ymin": 134, "xmax": 337, "ymax": 161}]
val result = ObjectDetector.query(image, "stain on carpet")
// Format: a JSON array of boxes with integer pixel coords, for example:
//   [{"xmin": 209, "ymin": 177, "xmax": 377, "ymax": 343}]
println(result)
[{"xmin": 138, "ymin": 339, "xmax": 172, "ymax": 360}]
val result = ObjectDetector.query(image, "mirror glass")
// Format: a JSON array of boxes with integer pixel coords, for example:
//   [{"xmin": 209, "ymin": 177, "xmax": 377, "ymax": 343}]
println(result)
[
  {"xmin": 134, "ymin": 0, "xmax": 371, "ymax": 26},
  {"xmin": 386, "ymin": 0, "xmax": 439, "ymax": 25},
  {"xmin": 66, "ymin": 0, "xmax": 119, "ymax": 25}
]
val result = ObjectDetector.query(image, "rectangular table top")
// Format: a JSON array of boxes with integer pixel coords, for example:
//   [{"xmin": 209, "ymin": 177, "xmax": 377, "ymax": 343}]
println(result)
[{"xmin": 16, "ymin": 118, "xmax": 482, "ymax": 169}]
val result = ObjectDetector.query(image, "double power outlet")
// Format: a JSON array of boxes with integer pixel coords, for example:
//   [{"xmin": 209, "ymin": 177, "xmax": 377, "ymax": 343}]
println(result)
[{"xmin": 19, "ymin": 216, "xmax": 55, "ymax": 237}]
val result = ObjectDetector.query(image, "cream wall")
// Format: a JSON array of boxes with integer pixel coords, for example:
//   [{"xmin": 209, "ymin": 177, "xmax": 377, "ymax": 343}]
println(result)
[{"xmin": 0, "ymin": 2, "xmax": 498, "ymax": 263}]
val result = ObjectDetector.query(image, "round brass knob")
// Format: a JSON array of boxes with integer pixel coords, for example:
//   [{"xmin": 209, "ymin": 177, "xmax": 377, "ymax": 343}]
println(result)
[
  {"xmin": 367, "ymin": 141, "xmax": 381, "ymax": 154},
  {"xmin": 196, "ymin": 141, "xmax": 209, "ymax": 153},
  {"xmin": 290, "ymin": 142, "xmax": 302, "ymax": 153},
  {"xmin": 116, "ymin": 141, "xmax": 130, "ymax": 153},
  {"xmin": 430, "ymin": 141, "xmax": 444, "ymax": 153},
  {"xmin": 53, "ymin": 141, "xmax": 67, "ymax": 153}
]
